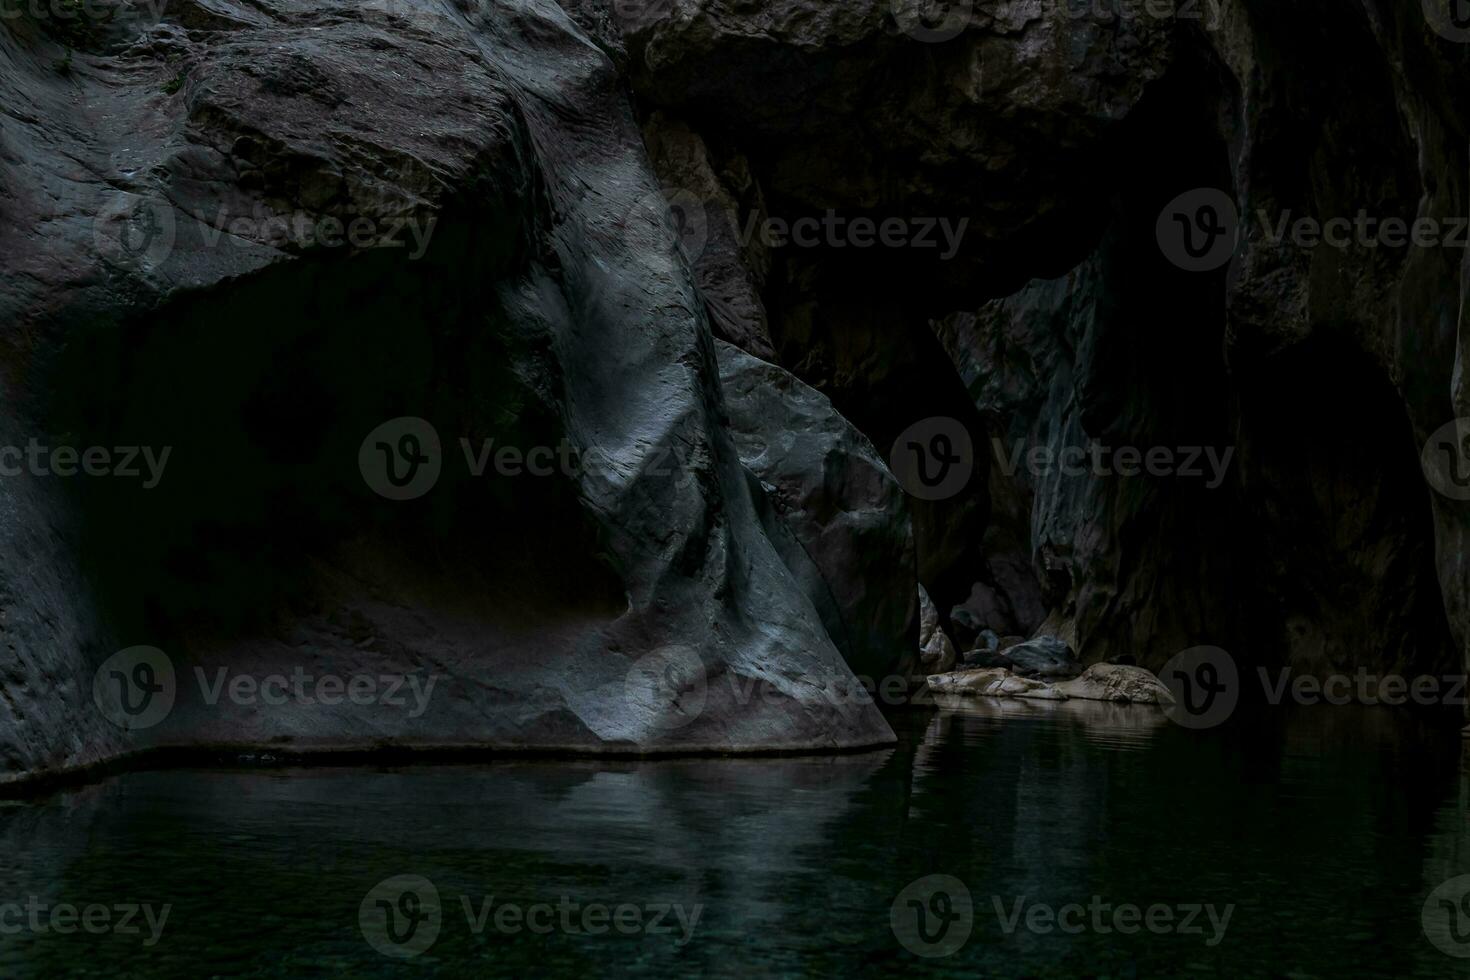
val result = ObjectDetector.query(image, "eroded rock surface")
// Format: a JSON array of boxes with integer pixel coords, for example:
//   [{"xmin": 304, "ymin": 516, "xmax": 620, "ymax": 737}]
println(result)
[
  {"xmin": 717, "ymin": 339, "xmax": 918, "ymax": 684},
  {"xmin": 928, "ymin": 662, "xmax": 1171, "ymax": 705},
  {"xmin": 3, "ymin": 0, "xmax": 1468, "ymax": 786},
  {"xmin": 917, "ymin": 584, "xmax": 957, "ymax": 676},
  {"xmin": 0, "ymin": 0, "xmax": 899, "ymax": 785}
]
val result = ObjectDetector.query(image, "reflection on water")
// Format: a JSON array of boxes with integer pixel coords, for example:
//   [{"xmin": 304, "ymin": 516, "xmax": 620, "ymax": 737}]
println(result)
[{"xmin": 2, "ymin": 704, "xmax": 1469, "ymax": 977}]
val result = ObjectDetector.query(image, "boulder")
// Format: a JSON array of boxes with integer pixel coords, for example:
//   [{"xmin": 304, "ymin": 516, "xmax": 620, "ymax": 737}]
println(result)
[
  {"xmin": 927, "ymin": 663, "xmax": 1172, "ymax": 706},
  {"xmin": 718, "ymin": 340, "xmax": 919, "ymax": 684},
  {"xmin": 917, "ymin": 584, "xmax": 957, "ymax": 676},
  {"xmin": 0, "ymin": 0, "xmax": 897, "ymax": 786},
  {"xmin": 1054, "ymin": 665, "xmax": 1175, "ymax": 705},
  {"xmin": 927, "ymin": 669, "xmax": 1065, "ymax": 701},
  {"xmin": 1001, "ymin": 636, "xmax": 1081, "ymax": 679}
]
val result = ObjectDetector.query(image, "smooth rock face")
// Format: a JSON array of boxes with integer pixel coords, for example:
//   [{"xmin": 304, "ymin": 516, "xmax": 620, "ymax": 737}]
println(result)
[
  {"xmin": 0, "ymin": 0, "xmax": 898, "ymax": 785},
  {"xmin": 917, "ymin": 584, "xmax": 957, "ymax": 676},
  {"xmin": 717, "ymin": 339, "xmax": 919, "ymax": 683}
]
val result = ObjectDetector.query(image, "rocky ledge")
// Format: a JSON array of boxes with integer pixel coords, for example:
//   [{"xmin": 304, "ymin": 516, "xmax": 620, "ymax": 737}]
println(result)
[{"xmin": 928, "ymin": 664, "xmax": 1174, "ymax": 705}]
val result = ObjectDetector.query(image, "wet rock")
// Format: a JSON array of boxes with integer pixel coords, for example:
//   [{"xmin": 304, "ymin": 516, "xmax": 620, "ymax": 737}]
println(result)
[
  {"xmin": 927, "ymin": 668, "xmax": 1065, "ymax": 701},
  {"xmin": 1053, "ymin": 665, "xmax": 1173, "ymax": 705},
  {"xmin": 928, "ymin": 662, "xmax": 1171, "ymax": 706},
  {"xmin": 918, "ymin": 584, "xmax": 957, "ymax": 676},
  {"xmin": 718, "ymin": 340, "xmax": 919, "ymax": 683},
  {"xmin": 959, "ymin": 630, "xmax": 1003, "ymax": 668},
  {"xmin": 0, "ymin": 0, "xmax": 898, "ymax": 786},
  {"xmin": 949, "ymin": 606, "xmax": 984, "ymax": 653},
  {"xmin": 1002, "ymin": 636, "xmax": 1081, "ymax": 679}
]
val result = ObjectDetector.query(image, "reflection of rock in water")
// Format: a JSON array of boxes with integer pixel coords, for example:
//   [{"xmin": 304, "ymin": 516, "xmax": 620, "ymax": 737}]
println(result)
[
  {"xmin": 0, "ymin": 753, "xmax": 897, "ymax": 972},
  {"xmin": 928, "ymin": 692, "xmax": 1169, "ymax": 748}
]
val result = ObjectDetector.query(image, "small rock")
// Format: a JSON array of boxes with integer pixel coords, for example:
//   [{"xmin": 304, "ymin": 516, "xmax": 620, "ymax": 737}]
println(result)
[
  {"xmin": 957, "ymin": 629, "xmax": 1000, "ymax": 668},
  {"xmin": 949, "ymin": 606, "xmax": 984, "ymax": 651},
  {"xmin": 1002, "ymin": 635, "xmax": 1081, "ymax": 679},
  {"xmin": 918, "ymin": 584, "xmax": 957, "ymax": 675}
]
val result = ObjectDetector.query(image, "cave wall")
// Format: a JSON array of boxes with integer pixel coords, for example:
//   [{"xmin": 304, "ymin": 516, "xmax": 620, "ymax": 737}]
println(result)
[{"xmin": 0, "ymin": 0, "xmax": 1467, "ymax": 785}]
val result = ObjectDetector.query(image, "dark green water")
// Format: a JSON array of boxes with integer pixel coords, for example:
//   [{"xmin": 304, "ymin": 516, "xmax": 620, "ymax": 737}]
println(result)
[{"xmin": 4, "ymin": 699, "xmax": 1470, "ymax": 978}]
